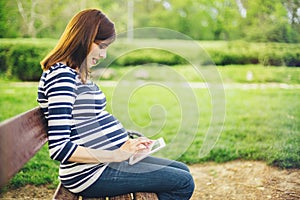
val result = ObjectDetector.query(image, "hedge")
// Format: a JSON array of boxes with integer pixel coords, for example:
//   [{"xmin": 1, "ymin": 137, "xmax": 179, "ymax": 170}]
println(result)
[
  {"xmin": 0, "ymin": 39, "xmax": 299, "ymax": 81},
  {"xmin": 205, "ymin": 41, "xmax": 300, "ymax": 66},
  {"xmin": 0, "ymin": 39, "xmax": 55, "ymax": 81},
  {"xmin": 6, "ymin": 44, "xmax": 52, "ymax": 80},
  {"xmin": 114, "ymin": 49, "xmax": 186, "ymax": 66}
]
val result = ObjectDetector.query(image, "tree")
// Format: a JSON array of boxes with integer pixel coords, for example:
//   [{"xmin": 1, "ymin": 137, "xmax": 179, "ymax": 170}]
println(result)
[
  {"xmin": 0, "ymin": 0, "xmax": 299, "ymax": 42},
  {"xmin": 2, "ymin": 0, "xmax": 113, "ymax": 38},
  {"xmin": 283, "ymin": 0, "xmax": 300, "ymax": 25},
  {"xmin": 239, "ymin": 0, "xmax": 299, "ymax": 42},
  {"xmin": 133, "ymin": 0, "xmax": 242, "ymax": 40},
  {"xmin": 0, "ymin": 0, "xmax": 21, "ymax": 37}
]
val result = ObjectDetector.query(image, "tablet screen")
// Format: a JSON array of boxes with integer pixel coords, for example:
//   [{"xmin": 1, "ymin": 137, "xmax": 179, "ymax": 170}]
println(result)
[{"xmin": 129, "ymin": 137, "xmax": 166, "ymax": 165}]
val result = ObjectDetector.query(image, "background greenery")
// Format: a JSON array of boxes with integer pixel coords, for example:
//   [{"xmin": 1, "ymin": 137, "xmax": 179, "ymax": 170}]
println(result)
[
  {"xmin": 0, "ymin": 38, "xmax": 299, "ymax": 81},
  {"xmin": 0, "ymin": 0, "xmax": 299, "ymax": 42},
  {"xmin": 0, "ymin": 0, "xmax": 299, "ymax": 192},
  {"xmin": 0, "ymin": 66, "xmax": 299, "ymax": 189}
]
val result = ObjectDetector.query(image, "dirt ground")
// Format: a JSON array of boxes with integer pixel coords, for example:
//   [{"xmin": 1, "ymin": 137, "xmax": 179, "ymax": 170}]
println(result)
[{"xmin": 0, "ymin": 160, "xmax": 299, "ymax": 200}]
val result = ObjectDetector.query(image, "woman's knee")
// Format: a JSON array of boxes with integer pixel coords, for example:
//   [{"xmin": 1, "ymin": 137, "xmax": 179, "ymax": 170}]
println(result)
[
  {"xmin": 170, "ymin": 160, "xmax": 191, "ymax": 172},
  {"xmin": 183, "ymin": 171, "xmax": 194, "ymax": 189},
  {"xmin": 182, "ymin": 172, "xmax": 195, "ymax": 198},
  {"xmin": 187, "ymin": 173, "xmax": 195, "ymax": 192},
  {"xmin": 158, "ymin": 172, "xmax": 194, "ymax": 200}
]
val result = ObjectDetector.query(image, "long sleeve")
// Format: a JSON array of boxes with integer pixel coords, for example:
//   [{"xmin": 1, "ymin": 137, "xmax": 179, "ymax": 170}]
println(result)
[
  {"xmin": 44, "ymin": 67, "xmax": 78, "ymax": 163},
  {"xmin": 37, "ymin": 63, "xmax": 129, "ymax": 193}
]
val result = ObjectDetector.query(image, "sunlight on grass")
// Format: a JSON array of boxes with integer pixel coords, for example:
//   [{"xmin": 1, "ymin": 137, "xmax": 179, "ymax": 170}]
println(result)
[{"xmin": 0, "ymin": 66, "xmax": 299, "ymax": 188}]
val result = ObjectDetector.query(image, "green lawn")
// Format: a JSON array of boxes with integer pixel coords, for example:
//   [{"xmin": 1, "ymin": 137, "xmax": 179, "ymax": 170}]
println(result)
[{"xmin": 0, "ymin": 65, "xmax": 299, "ymax": 189}]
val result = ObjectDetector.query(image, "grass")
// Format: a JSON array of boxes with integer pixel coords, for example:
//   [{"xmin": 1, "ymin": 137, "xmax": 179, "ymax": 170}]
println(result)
[
  {"xmin": 0, "ymin": 65, "xmax": 299, "ymax": 189},
  {"xmin": 217, "ymin": 65, "xmax": 300, "ymax": 84},
  {"xmin": 101, "ymin": 83, "xmax": 300, "ymax": 169}
]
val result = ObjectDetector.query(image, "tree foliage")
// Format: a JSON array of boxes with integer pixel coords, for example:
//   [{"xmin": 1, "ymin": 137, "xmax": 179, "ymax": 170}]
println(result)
[{"xmin": 0, "ymin": 0, "xmax": 299, "ymax": 42}]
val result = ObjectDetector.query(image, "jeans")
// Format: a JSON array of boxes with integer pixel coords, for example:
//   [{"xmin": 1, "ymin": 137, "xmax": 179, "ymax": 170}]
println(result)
[{"xmin": 79, "ymin": 156, "xmax": 195, "ymax": 200}]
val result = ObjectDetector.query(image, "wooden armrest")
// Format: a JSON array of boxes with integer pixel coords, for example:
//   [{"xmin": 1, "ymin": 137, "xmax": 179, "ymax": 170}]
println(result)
[{"xmin": 0, "ymin": 107, "xmax": 47, "ymax": 188}]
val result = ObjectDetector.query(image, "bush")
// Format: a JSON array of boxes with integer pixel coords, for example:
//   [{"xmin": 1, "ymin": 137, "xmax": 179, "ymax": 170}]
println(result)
[
  {"xmin": 0, "ymin": 39, "xmax": 299, "ymax": 81},
  {"xmin": 0, "ymin": 43, "xmax": 11, "ymax": 72},
  {"xmin": 283, "ymin": 51, "xmax": 300, "ymax": 67},
  {"xmin": 6, "ymin": 44, "xmax": 51, "ymax": 81},
  {"xmin": 259, "ymin": 51, "xmax": 284, "ymax": 66},
  {"xmin": 258, "ymin": 44, "xmax": 300, "ymax": 67},
  {"xmin": 103, "ymin": 39, "xmax": 300, "ymax": 67},
  {"xmin": 207, "ymin": 50, "xmax": 259, "ymax": 66},
  {"xmin": 0, "ymin": 39, "xmax": 54, "ymax": 81},
  {"xmin": 114, "ymin": 49, "xmax": 187, "ymax": 66},
  {"xmin": 205, "ymin": 41, "xmax": 300, "ymax": 67}
]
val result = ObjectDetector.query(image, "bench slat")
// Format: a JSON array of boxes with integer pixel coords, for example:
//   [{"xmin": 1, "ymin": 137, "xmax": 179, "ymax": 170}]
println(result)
[
  {"xmin": 55, "ymin": 182, "xmax": 158, "ymax": 200},
  {"xmin": 134, "ymin": 192, "xmax": 158, "ymax": 200},
  {"xmin": 108, "ymin": 194, "xmax": 132, "ymax": 200},
  {"xmin": 82, "ymin": 194, "xmax": 131, "ymax": 200},
  {"xmin": 0, "ymin": 107, "xmax": 48, "ymax": 188}
]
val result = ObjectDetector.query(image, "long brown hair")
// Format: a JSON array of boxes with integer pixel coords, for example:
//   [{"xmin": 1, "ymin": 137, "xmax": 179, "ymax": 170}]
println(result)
[{"xmin": 40, "ymin": 9, "xmax": 115, "ymax": 83}]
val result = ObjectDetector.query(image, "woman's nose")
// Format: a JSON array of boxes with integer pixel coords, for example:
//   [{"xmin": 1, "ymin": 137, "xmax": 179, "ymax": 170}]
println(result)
[{"xmin": 99, "ymin": 49, "xmax": 107, "ymax": 59}]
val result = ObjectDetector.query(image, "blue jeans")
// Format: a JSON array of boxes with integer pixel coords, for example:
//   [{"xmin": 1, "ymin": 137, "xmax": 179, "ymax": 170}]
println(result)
[{"xmin": 79, "ymin": 157, "xmax": 195, "ymax": 200}]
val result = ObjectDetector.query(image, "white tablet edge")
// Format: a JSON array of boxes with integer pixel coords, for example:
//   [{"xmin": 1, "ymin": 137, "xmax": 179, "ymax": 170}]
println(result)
[{"xmin": 129, "ymin": 137, "xmax": 166, "ymax": 165}]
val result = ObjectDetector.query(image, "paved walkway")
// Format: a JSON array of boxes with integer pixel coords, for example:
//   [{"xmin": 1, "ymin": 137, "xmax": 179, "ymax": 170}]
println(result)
[
  {"xmin": 97, "ymin": 81, "xmax": 300, "ymax": 89},
  {"xmin": 5, "ymin": 81, "xmax": 300, "ymax": 89}
]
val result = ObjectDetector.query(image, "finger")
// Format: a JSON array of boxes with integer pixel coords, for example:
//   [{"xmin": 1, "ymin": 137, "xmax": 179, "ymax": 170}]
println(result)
[
  {"xmin": 140, "ymin": 139, "xmax": 153, "ymax": 147},
  {"xmin": 137, "ymin": 137, "xmax": 152, "ymax": 144},
  {"xmin": 127, "ymin": 140, "xmax": 147, "ymax": 151},
  {"xmin": 137, "ymin": 144, "xmax": 148, "ymax": 150},
  {"xmin": 131, "ymin": 138, "xmax": 149, "ymax": 146},
  {"xmin": 126, "ymin": 139, "xmax": 139, "ymax": 145},
  {"xmin": 126, "ymin": 139, "xmax": 151, "ymax": 151}
]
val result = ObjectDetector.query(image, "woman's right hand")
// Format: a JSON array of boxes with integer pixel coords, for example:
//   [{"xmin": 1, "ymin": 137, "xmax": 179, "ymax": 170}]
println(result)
[
  {"xmin": 68, "ymin": 138, "xmax": 153, "ymax": 164},
  {"xmin": 114, "ymin": 138, "xmax": 152, "ymax": 162}
]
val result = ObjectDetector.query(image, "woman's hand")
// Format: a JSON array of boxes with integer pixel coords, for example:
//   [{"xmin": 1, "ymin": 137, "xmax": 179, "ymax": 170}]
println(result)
[
  {"xmin": 114, "ymin": 138, "xmax": 153, "ymax": 162},
  {"xmin": 68, "ymin": 138, "xmax": 153, "ymax": 163}
]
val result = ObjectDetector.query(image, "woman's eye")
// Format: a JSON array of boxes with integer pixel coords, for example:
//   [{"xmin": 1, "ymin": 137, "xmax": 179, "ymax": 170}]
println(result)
[{"xmin": 99, "ymin": 43, "xmax": 108, "ymax": 49}]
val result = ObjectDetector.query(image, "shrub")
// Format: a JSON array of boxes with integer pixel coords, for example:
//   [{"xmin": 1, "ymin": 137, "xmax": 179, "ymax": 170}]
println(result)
[
  {"xmin": 6, "ymin": 44, "xmax": 51, "ymax": 81},
  {"xmin": 206, "ymin": 50, "xmax": 259, "ymax": 66},
  {"xmin": 283, "ymin": 51, "xmax": 300, "ymax": 67},
  {"xmin": 206, "ymin": 42, "xmax": 300, "ymax": 67},
  {"xmin": 0, "ymin": 43, "xmax": 11, "ymax": 72},
  {"xmin": 114, "ymin": 49, "xmax": 187, "ymax": 66},
  {"xmin": 259, "ymin": 51, "xmax": 284, "ymax": 66},
  {"xmin": 0, "ymin": 39, "xmax": 300, "ymax": 81}
]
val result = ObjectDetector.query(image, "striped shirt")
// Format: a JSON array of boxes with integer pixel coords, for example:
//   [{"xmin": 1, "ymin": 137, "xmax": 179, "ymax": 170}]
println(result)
[{"xmin": 37, "ymin": 63, "xmax": 129, "ymax": 193}]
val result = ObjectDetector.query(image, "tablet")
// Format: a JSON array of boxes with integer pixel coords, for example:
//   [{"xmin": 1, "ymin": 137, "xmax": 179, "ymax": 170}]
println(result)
[{"xmin": 129, "ymin": 137, "xmax": 166, "ymax": 165}]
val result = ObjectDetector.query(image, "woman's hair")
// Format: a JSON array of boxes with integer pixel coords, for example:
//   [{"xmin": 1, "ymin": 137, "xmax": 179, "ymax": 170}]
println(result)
[{"xmin": 40, "ymin": 9, "xmax": 115, "ymax": 83}]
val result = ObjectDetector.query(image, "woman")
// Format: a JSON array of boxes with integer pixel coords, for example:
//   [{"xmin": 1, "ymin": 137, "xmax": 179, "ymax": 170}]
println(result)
[{"xmin": 37, "ymin": 9, "xmax": 194, "ymax": 199}]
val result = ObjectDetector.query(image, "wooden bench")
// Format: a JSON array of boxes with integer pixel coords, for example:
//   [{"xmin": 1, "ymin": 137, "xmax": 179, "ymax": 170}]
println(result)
[{"xmin": 0, "ymin": 107, "xmax": 158, "ymax": 200}]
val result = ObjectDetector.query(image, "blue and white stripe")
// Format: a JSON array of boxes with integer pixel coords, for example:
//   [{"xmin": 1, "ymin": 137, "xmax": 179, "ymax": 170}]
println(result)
[{"xmin": 37, "ymin": 63, "xmax": 128, "ymax": 193}]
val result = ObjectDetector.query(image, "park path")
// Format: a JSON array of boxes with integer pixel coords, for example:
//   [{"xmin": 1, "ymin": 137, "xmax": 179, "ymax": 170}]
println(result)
[
  {"xmin": 7, "ymin": 81, "xmax": 300, "ymax": 89},
  {"xmin": 93, "ymin": 81, "xmax": 300, "ymax": 89}
]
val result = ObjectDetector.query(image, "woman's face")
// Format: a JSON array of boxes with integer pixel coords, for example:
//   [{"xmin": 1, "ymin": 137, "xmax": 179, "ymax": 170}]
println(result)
[{"xmin": 86, "ymin": 42, "xmax": 108, "ymax": 68}]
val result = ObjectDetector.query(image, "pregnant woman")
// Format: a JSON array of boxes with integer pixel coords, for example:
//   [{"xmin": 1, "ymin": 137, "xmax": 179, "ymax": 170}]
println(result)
[{"xmin": 37, "ymin": 8, "xmax": 194, "ymax": 200}]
